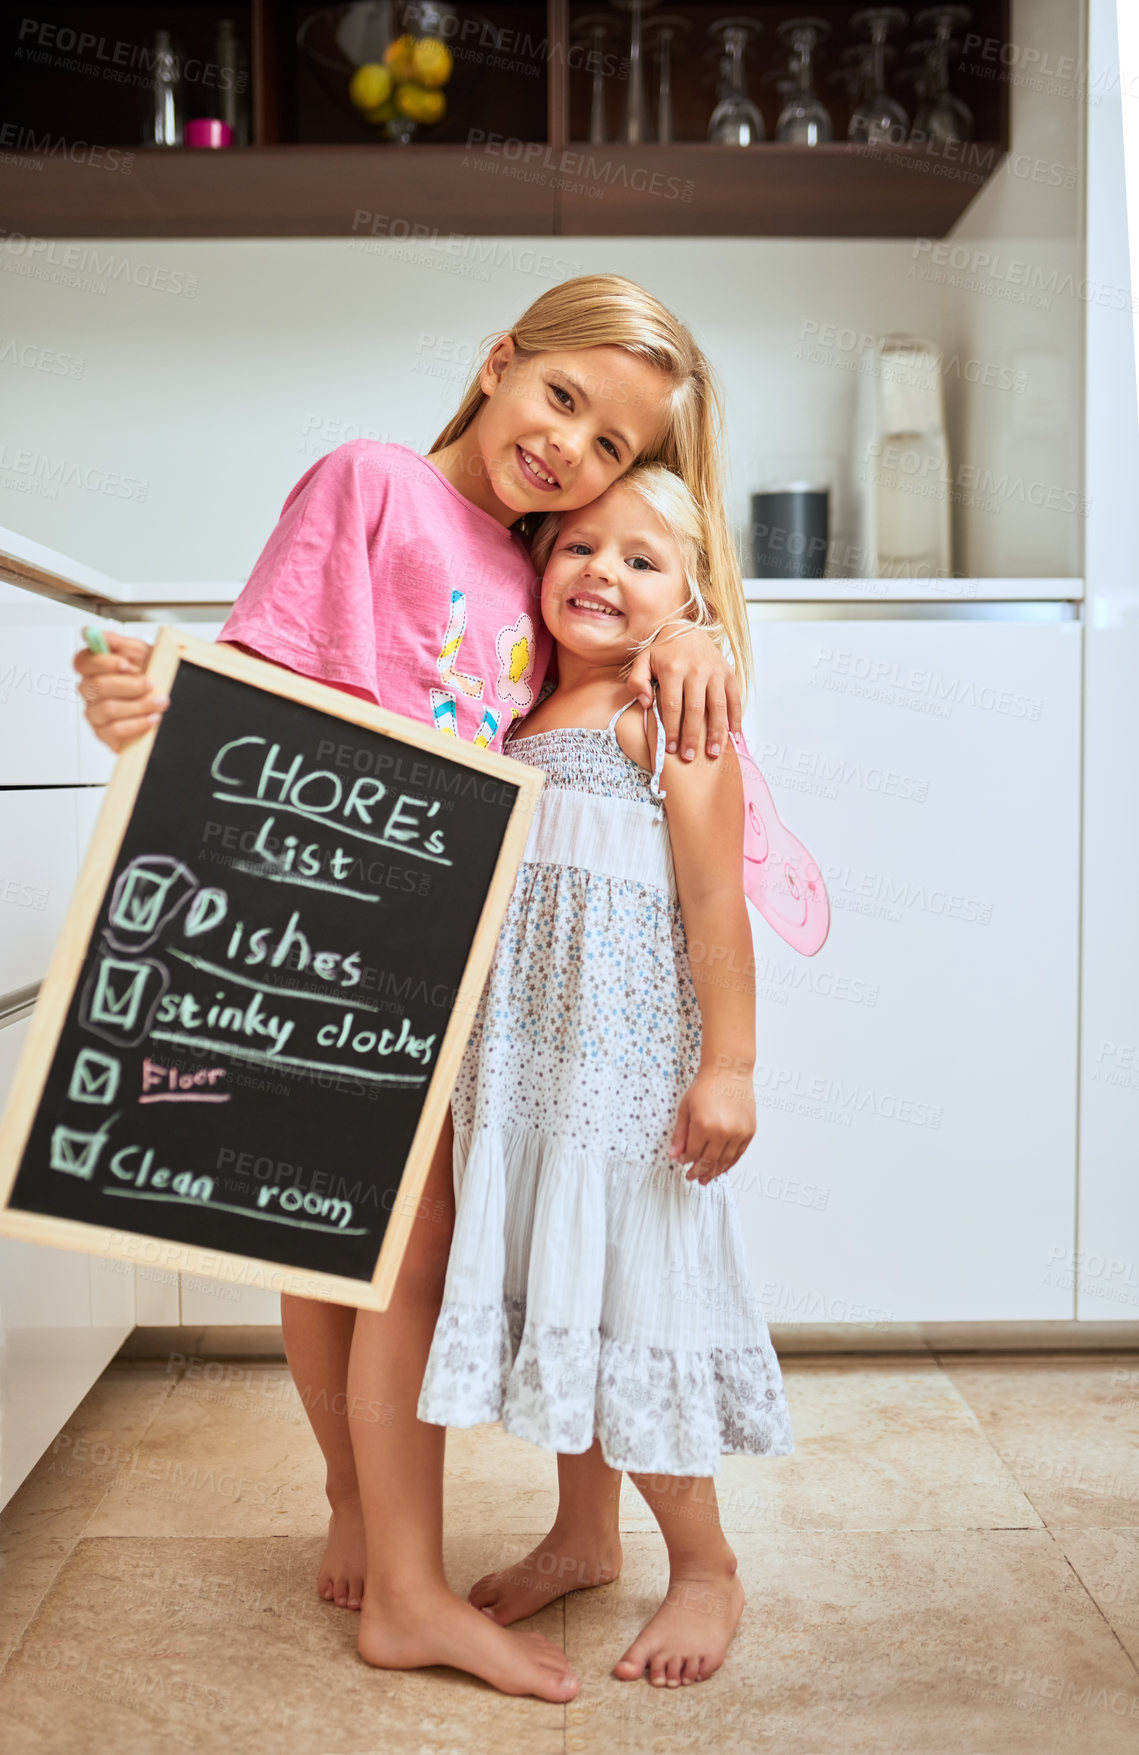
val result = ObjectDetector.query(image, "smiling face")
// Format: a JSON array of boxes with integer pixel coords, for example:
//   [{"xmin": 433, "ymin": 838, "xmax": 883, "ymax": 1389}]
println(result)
[
  {"xmin": 474, "ymin": 341, "xmax": 673, "ymax": 517},
  {"xmin": 540, "ymin": 480, "xmax": 692, "ymax": 667}
]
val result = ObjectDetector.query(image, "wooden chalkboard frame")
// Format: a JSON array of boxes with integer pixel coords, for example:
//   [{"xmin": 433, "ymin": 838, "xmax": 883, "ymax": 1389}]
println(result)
[{"xmin": 0, "ymin": 629, "xmax": 544, "ymax": 1312}]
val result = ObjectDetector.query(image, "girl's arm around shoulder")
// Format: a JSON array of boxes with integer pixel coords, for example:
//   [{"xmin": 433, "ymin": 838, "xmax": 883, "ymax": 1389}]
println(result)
[
  {"xmin": 654, "ymin": 729, "xmax": 757, "ymax": 1186},
  {"xmin": 626, "ymin": 624, "xmax": 742, "ymax": 764}
]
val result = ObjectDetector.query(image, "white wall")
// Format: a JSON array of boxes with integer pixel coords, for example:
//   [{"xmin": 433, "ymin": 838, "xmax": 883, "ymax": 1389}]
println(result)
[
  {"xmin": 0, "ymin": 235, "xmax": 939, "ymax": 583},
  {"xmin": 948, "ymin": 0, "xmax": 1085, "ymax": 578},
  {"xmin": 0, "ymin": 0, "xmax": 1084, "ymax": 589}
]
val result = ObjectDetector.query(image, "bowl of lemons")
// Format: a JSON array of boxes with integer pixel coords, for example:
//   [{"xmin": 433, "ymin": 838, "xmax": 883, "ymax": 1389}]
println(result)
[{"xmin": 298, "ymin": 1, "xmax": 459, "ymax": 142}]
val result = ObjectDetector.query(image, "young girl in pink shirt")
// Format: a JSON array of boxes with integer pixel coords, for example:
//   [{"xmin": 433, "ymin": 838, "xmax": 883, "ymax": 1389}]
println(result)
[{"xmin": 74, "ymin": 274, "xmax": 745, "ymax": 1703}]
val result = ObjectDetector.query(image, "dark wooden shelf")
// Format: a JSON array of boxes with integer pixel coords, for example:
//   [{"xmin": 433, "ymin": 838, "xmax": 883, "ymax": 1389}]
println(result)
[
  {"xmin": 554, "ymin": 140, "xmax": 1006, "ymax": 237},
  {"xmin": 0, "ymin": 0, "xmax": 1010, "ymax": 238},
  {"xmin": 0, "ymin": 145, "xmax": 556, "ymax": 238},
  {"xmin": 0, "ymin": 138, "xmax": 1005, "ymax": 238}
]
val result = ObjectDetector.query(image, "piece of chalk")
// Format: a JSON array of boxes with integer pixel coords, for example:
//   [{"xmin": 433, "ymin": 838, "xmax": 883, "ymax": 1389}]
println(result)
[{"xmin": 83, "ymin": 626, "xmax": 111, "ymax": 656}]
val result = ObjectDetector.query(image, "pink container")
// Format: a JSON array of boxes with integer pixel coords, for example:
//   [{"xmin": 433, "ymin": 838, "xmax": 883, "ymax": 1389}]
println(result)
[{"xmin": 184, "ymin": 118, "xmax": 234, "ymax": 149}]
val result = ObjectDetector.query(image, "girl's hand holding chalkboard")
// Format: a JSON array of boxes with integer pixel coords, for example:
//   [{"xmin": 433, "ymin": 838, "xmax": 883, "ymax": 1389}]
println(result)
[{"xmin": 73, "ymin": 632, "xmax": 171, "ymax": 752}]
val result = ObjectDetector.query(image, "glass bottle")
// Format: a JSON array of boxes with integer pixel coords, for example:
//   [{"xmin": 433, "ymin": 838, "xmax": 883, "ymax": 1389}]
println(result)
[
  {"xmin": 573, "ymin": 14, "xmax": 614, "ymax": 144},
  {"xmin": 215, "ymin": 18, "xmax": 251, "ymax": 148},
  {"xmin": 145, "ymin": 30, "xmax": 182, "ymax": 147},
  {"xmin": 613, "ymin": 0, "xmax": 655, "ymax": 145},
  {"xmin": 646, "ymin": 15, "xmax": 689, "ymax": 145}
]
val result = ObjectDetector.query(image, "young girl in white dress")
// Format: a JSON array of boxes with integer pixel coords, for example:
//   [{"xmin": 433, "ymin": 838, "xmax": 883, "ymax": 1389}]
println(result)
[{"xmin": 419, "ymin": 464, "xmax": 794, "ymax": 1689}]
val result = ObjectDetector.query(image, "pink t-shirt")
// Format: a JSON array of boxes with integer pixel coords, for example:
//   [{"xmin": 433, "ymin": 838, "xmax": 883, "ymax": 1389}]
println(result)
[{"xmin": 220, "ymin": 440, "xmax": 551, "ymax": 753}]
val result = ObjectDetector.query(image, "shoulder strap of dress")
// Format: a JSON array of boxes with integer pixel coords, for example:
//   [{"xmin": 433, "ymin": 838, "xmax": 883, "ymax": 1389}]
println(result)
[
  {"xmin": 607, "ymin": 695, "xmax": 667, "ymax": 800},
  {"xmin": 605, "ymin": 697, "xmax": 640, "ymax": 735},
  {"xmin": 645, "ymin": 697, "xmax": 667, "ymax": 801}
]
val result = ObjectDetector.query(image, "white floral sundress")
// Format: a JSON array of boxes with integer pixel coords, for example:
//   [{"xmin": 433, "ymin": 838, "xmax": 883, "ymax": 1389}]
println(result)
[{"xmin": 417, "ymin": 700, "xmax": 795, "ymax": 1475}]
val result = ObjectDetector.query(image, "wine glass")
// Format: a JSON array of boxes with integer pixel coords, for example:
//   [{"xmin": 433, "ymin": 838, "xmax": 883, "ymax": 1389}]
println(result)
[
  {"xmin": 573, "ymin": 13, "xmax": 616, "ymax": 143},
  {"xmin": 911, "ymin": 5, "xmax": 974, "ymax": 144},
  {"xmin": 775, "ymin": 16, "xmax": 832, "ymax": 145},
  {"xmin": 645, "ymin": 14, "xmax": 690, "ymax": 144},
  {"xmin": 707, "ymin": 17, "xmax": 765, "ymax": 146},
  {"xmin": 848, "ymin": 7, "xmax": 909, "ymax": 146},
  {"xmin": 612, "ymin": 0, "xmax": 659, "ymax": 144},
  {"xmin": 829, "ymin": 42, "xmax": 871, "ymax": 102}
]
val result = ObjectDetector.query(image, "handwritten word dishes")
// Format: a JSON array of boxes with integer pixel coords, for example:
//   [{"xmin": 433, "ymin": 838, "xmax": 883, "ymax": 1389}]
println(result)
[{"xmin": 3, "ymin": 655, "xmax": 526, "ymax": 1292}]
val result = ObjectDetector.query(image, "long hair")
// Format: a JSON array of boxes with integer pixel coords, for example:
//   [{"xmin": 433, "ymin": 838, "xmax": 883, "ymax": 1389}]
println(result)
[
  {"xmin": 530, "ymin": 464, "xmax": 751, "ymax": 696},
  {"xmin": 429, "ymin": 274, "xmax": 749, "ymax": 694}
]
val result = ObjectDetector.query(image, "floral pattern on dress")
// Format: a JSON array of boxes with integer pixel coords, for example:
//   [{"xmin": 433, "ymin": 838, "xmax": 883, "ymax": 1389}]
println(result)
[{"xmin": 418, "ymin": 715, "xmax": 795, "ymax": 1474}]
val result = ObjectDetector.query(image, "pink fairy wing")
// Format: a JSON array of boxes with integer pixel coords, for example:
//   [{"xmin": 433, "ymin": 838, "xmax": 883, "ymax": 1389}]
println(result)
[{"xmin": 731, "ymin": 732, "xmax": 830, "ymax": 957}]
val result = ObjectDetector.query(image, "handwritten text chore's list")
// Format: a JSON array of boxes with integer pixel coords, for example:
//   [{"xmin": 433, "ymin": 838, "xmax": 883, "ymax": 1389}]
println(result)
[{"xmin": 5, "ymin": 653, "xmax": 524, "ymax": 1288}]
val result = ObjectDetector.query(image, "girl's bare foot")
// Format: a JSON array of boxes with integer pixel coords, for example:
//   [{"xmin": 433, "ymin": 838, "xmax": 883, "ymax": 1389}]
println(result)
[
  {"xmin": 469, "ymin": 1522, "xmax": 623, "ymax": 1625},
  {"xmin": 318, "ymin": 1493, "xmax": 367, "ymax": 1610},
  {"xmin": 358, "ymin": 1586, "xmax": 579, "ymax": 1701},
  {"xmin": 613, "ymin": 1559, "xmax": 745, "ymax": 1688}
]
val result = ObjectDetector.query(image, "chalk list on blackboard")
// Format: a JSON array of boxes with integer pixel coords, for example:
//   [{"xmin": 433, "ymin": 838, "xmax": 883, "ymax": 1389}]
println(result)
[{"xmin": 0, "ymin": 634, "xmax": 542, "ymax": 1307}]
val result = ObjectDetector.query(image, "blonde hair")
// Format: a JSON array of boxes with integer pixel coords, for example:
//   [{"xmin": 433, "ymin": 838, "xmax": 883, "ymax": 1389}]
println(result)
[
  {"xmin": 429, "ymin": 273, "xmax": 749, "ymax": 693},
  {"xmin": 531, "ymin": 465, "xmax": 751, "ymax": 695}
]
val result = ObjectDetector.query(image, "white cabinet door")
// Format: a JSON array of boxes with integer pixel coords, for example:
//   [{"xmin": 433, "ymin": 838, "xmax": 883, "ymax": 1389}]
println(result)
[
  {"xmin": 0, "ymin": 789, "xmax": 81, "ymax": 994},
  {"xmin": 1077, "ymin": 622, "xmax": 1139, "ymax": 1319},
  {"xmin": 0, "ymin": 584, "xmax": 101, "ymax": 785},
  {"xmin": 0, "ymin": 1015, "xmax": 135, "ymax": 1507},
  {"xmin": 178, "ymin": 1279, "xmax": 282, "ymax": 1327},
  {"xmin": 733, "ymin": 610, "xmax": 1081, "ymax": 1323}
]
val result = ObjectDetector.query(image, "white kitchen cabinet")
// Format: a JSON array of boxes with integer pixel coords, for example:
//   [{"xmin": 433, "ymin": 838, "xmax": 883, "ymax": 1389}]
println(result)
[
  {"xmin": 178, "ymin": 1278, "xmax": 281, "ymax": 1327},
  {"xmin": 733, "ymin": 606, "xmax": 1081, "ymax": 1323},
  {"xmin": 0, "ymin": 1013, "xmax": 135, "ymax": 1507},
  {"xmin": 0, "ymin": 583, "xmax": 106, "ymax": 786},
  {"xmin": 0, "ymin": 789, "xmax": 81, "ymax": 994},
  {"xmin": 78, "ymin": 714, "xmax": 116, "ymax": 786},
  {"xmin": 1075, "ymin": 1, "xmax": 1139, "ymax": 1322}
]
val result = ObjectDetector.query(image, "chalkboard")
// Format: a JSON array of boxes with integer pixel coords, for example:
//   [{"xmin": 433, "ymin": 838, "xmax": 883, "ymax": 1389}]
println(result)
[{"xmin": 0, "ymin": 630, "xmax": 543, "ymax": 1310}]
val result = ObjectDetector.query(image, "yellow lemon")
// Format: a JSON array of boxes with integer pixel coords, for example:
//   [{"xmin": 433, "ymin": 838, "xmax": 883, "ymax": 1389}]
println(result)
[
  {"xmin": 348, "ymin": 62, "xmax": 392, "ymax": 112},
  {"xmin": 383, "ymin": 34, "xmax": 417, "ymax": 82},
  {"xmin": 416, "ymin": 88, "xmax": 446, "ymax": 124},
  {"xmin": 363, "ymin": 99, "xmax": 397, "ymax": 125},
  {"xmin": 396, "ymin": 82, "xmax": 446, "ymax": 124},
  {"xmin": 412, "ymin": 37, "xmax": 453, "ymax": 87}
]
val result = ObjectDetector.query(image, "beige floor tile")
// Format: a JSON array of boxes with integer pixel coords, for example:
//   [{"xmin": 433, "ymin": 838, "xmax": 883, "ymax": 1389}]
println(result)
[
  {"xmin": 0, "ymin": 1535, "xmax": 567, "ymax": 1755},
  {"xmin": 939, "ymin": 1353, "xmax": 1139, "ymax": 1526},
  {"xmin": 85, "ymin": 1380, "xmax": 566, "ymax": 1548},
  {"xmin": 1050, "ymin": 1528, "xmax": 1139, "ymax": 1666},
  {"xmin": 0, "ymin": 1362, "xmax": 180, "ymax": 1672},
  {"xmin": 84, "ymin": 1363, "xmax": 329, "ymax": 1539},
  {"xmin": 608, "ymin": 1356, "xmax": 1040, "ymax": 1537},
  {"xmin": 564, "ymin": 1528, "xmax": 1139, "ymax": 1753}
]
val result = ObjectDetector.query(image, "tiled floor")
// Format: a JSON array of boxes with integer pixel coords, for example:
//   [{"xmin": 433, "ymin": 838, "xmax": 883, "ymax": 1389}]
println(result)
[{"xmin": 2, "ymin": 1350, "xmax": 1138, "ymax": 1753}]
